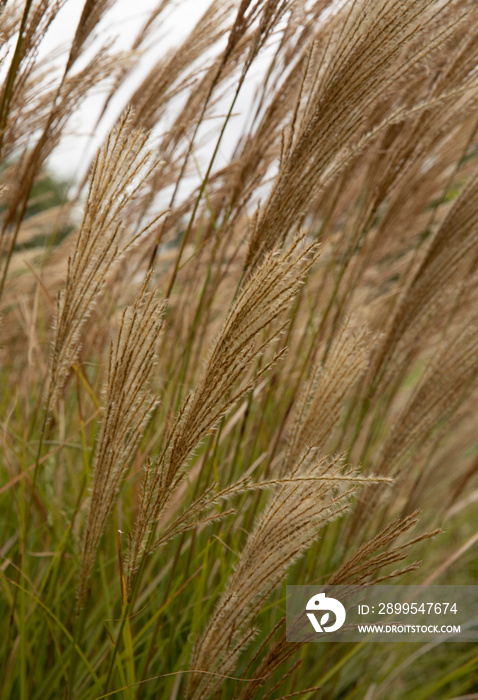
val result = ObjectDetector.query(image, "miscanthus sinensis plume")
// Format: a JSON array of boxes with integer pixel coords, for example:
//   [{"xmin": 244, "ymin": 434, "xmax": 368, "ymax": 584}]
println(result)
[
  {"xmin": 188, "ymin": 448, "xmax": 390, "ymax": 700},
  {"xmin": 77, "ymin": 275, "xmax": 165, "ymax": 607},
  {"xmin": 127, "ymin": 235, "xmax": 319, "ymax": 588},
  {"xmin": 48, "ymin": 109, "xmax": 159, "ymax": 408}
]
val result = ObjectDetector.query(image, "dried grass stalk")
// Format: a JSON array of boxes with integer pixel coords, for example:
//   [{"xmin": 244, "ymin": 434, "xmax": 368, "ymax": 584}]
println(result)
[
  {"xmin": 285, "ymin": 321, "xmax": 369, "ymax": 469},
  {"xmin": 127, "ymin": 236, "xmax": 319, "ymax": 586},
  {"xmin": 245, "ymin": 0, "xmax": 473, "ymax": 268},
  {"xmin": 77, "ymin": 275, "xmax": 165, "ymax": 607},
  {"xmin": 188, "ymin": 448, "xmax": 387, "ymax": 700},
  {"xmin": 48, "ymin": 109, "xmax": 156, "ymax": 406},
  {"xmin": 234, "ymin": 512, "xmax": 440, "ymax": 700},
  {"xmin": 376, "ymin": 313, "xmax": 478, "ymax": 478}
]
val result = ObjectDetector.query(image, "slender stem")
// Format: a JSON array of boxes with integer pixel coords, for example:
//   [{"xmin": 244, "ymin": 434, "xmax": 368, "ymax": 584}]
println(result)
[
  {"xmin": 0, "ymin": 0, "xmax": 34, "ymax": 155},
  {"xmin": 147, "ymin": 59, "xmax": 226, "ymax": 273},
  {"xmin": 163, "ymin": 89, "xmax": 242, "ymax": 298},
  {"xmin": 14, "ymin": 400, "xmax": 50, "ymax": 700}
]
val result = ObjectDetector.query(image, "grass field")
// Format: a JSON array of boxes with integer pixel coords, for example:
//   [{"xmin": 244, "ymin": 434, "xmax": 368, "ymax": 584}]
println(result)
[{"xmin": 1, "ymin": 1, "xmax": 478, "ymax": 698}]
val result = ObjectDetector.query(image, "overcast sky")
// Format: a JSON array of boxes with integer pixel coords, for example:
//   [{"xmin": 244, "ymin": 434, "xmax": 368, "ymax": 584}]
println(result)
[{"xmin": 44, "ymin": 0, "xmax": 215, "ymax": 180}]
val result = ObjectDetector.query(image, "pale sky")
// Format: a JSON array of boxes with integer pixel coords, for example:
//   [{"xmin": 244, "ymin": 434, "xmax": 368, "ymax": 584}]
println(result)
[{"xmin": 44, "ymin": 0, "xmax": 216, "ymax": 181}]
